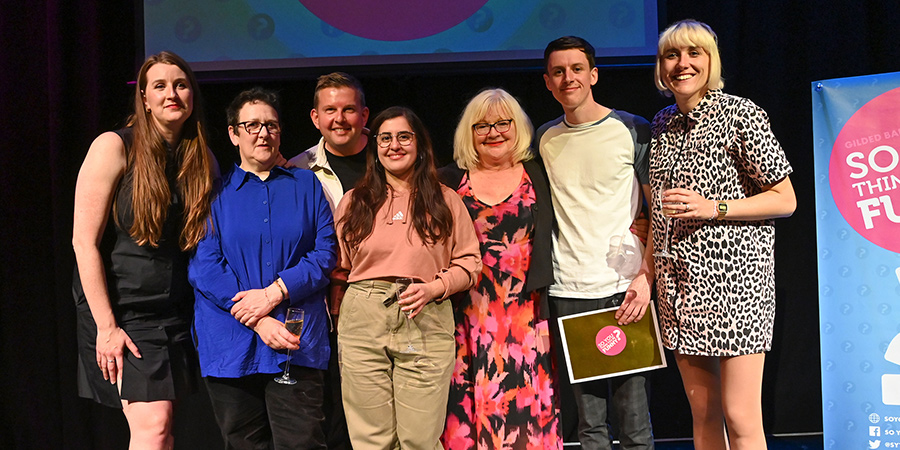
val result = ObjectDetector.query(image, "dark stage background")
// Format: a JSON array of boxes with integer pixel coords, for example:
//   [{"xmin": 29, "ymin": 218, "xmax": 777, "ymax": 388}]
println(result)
[{"xmin": 2, "ymin": 1, "xmax": 899, "ymax": 448}]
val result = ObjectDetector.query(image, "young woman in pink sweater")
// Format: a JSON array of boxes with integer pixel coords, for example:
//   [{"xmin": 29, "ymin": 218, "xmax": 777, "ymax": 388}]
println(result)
[{"xmin": 333, "ymin": 106, "xmax": 481, "ymax": 450}]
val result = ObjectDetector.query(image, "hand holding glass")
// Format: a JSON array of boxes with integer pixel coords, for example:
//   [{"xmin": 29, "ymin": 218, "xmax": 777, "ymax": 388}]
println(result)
[
  {"xmin": 395, "ymin": 278, "xmax": 417, "ymax": 353},
  {"xmin": 275, "ymin": 307, "xmax": 304, "ymax": 385},
  {"xmin": 654, "ymin": 180, "xmax": 676, "ymax": 259}
]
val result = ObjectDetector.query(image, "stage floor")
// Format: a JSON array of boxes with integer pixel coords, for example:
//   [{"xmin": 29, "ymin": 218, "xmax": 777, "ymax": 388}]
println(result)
[
  {"xmin": 563, "ymin": 434, "xmax": 824, "ymax": 449},
  {"xmin": 654, "ymin": 434, "xmax": 823, "ymax": 449}
]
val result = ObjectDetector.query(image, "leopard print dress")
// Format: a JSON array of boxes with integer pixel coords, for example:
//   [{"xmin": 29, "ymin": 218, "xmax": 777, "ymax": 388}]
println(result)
[{"xmin": 650, "ymin": 89, "xmax": 793, "ymax": 356}]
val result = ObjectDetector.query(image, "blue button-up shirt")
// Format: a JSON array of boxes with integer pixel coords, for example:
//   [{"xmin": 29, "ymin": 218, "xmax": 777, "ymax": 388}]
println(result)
[{"xmin": 189, "ymin": 165, "xmax": 337, "ymax": 377}]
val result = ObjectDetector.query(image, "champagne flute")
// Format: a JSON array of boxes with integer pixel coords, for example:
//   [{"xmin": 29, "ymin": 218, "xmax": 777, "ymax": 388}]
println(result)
[
  {"xmin": 395, "ymin": 278, "xmax": 417, "ymax": 353},
  {"xmin": 654, "ymin": 178, "xmax": 676, "ymax": 259},
  {"xmin": 275, "ymin": 307, "xmax": 305, "ymax": 385}
]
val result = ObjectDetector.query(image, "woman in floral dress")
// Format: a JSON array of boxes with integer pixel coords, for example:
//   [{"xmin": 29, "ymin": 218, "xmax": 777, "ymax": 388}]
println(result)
[{"xmin": 439, "ymin": 88, "xmax": 561, "ymax": 449}]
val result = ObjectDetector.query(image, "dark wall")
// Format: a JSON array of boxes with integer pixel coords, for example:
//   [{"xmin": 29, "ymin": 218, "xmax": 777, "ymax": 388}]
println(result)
[{"xmin": 3, "ymin": 0, "xmax": 900, "ymax": 447}]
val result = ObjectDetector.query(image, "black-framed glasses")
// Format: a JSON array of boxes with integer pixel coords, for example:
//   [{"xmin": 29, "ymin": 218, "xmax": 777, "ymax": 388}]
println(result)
[
  {"xmin": 472, "ymin": 119, "xmax": 513, "ymax": 136},
  {"xmin": 375, "ymin": 131, "xmax": 415, "ymax": 148},
  {"xmin": 237, "ymin": 121, "xmax": 281, "ymax": 135}
]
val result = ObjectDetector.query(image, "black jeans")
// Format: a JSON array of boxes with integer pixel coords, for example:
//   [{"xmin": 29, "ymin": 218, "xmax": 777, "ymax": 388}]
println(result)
[
  {"xmin": 550, "ymin": 294, "xmax": 655, "ymax": 450},
  {"xmin": 205, "ymin": 367, "xmax": 326, "ymax": 450}
]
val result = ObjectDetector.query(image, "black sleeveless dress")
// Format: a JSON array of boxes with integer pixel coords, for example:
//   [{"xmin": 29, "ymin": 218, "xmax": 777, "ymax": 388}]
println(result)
[{"xmin": 73, "ymin": 128, "xmax": 198, "ymax": 408}]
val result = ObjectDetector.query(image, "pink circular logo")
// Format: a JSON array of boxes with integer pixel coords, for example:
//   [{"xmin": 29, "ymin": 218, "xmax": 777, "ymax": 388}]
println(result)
[
  {"xmin": 829, "ymin": 87, "xmax": 900, "ymax": 253},
  {"xmin": 299, "ymin": 0, "xmax": 489, "ymax": 41},
  {"xmin": 595, "ymin": 326, "xmax": 627, "ymax": 356}
]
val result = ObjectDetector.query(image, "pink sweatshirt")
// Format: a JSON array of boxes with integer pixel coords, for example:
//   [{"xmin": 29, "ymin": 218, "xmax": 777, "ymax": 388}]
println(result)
[{"xmin": 334, "ymin": 185, "xmax": 481, "ymax": 300}]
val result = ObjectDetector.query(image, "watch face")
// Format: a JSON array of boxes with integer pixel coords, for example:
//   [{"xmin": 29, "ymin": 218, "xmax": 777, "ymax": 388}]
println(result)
[{"xmin": 718, "ymin": 202, "xmax": 728, "ymax": 213}]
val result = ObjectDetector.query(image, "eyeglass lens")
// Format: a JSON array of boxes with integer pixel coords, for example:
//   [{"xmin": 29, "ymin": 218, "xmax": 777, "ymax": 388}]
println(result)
[
  {"xmin": 241, "ymin": 121, "xmax": 281, "ymax": 134},
  {"xmin": 473, "ymin": 119, "xmax": 512, "ymax": 135},
  {"xmin": 377, "ymin": 132, "xmax": 414, "ymax": 147}
]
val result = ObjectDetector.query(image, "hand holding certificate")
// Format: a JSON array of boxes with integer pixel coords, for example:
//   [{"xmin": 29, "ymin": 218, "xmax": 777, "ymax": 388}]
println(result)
[{"xmin": 558, "ymin": 301, "xmax": 666, "ymax": 383}]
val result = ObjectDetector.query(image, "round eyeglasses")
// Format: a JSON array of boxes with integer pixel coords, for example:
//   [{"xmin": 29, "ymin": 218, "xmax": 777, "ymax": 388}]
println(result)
[
  {"xmin": 472, "ymin": 119, "xmax": 513, "ymax": 136},
  {"xmin": 376, "ymin": 131, "xmax": 415, "ymax": 148},
  {"xmin": 237, "ymin": 121, "xmax": 281, "ymax": 135}
]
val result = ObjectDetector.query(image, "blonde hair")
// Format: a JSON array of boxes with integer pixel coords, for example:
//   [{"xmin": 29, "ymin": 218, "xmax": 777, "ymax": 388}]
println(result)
[
  {"xmin": 654, "ymin": 19, "xmax": 724, "ymax": 94},
  {"xmin": 453, "ymin": 88, "xmax": 534, "ymax": 171}
]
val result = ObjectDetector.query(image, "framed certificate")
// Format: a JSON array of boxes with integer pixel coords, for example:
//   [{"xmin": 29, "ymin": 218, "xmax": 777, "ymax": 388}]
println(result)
[{"xmin": 558, "ymin": 301, "xmax": 666, "ymax": 383}]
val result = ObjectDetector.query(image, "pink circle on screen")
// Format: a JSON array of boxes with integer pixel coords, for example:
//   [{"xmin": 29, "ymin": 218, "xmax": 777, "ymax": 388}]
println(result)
[
  {"xmin": 829, "ymin": 87, "xmax": 900, "ymax": 253},
  {"xmin": 299, "ymin": 0, "xmax": 489, "ymax": 41},
  {"xmin": 596, "ymin": 326, "xmax": 627, "ymax": 356}
]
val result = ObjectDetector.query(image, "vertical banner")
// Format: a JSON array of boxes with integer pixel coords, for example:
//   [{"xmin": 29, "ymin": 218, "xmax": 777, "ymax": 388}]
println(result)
[{"xmin": 812, "ymin": 72, "xmax": 900, "ymax": 450}]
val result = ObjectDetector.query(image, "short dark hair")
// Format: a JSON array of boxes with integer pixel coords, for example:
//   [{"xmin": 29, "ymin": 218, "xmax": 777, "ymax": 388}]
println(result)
[
  {"xmin": 313, "ymin": 72, "xmax": 366, "ymax": 109},
  {"xmin": 226, "ymin": 87, "xmax": 281, "ymax": 129},
  {"xmin": 543, "ymin": 36, "xmax": 596, "ymax": 72}
]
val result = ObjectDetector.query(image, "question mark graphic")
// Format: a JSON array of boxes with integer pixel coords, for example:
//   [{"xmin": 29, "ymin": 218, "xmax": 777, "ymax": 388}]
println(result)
[
  {"xmin": 175, "ymin": 16, "xmax": 201, "ymax": 43},
  {"xmin": 843, "ymin": 341, "xmax": 853, "ymax": 352},
  {"xmin": 823, "ymin": 323, "xmax": 833, "ymax": 334},
  {"xmin": 880, "ymin": 304, "xmax": 891, "ymax": 315},
  {"xmin": 839, "ymin": 229, "xmax": 848, "ymax": 240},
  {"xmin": 248, "ymin": 14, "xmax": 274, "ymax": 40},
  {"xmin": 821, "ymin": 248, "xmax": 830, "ymax": 259},
  {"xmin": 540, "ymin": 4, "xmax": 566, "ymax": 29},
  {"xmin": 858, "ymin": 285, "xmax": 869, "ymax": 296},
  {"xmin": 613, "ymin": 329, "xmax": 621, "ymax": 339},
  {"xmin": 863, "ymin": 402, "xmax": 873, "ymax": 413},
  {"xmin": 610, "ymin": 3, "xmax": 631, "ymax": 27},
  {"xmin": 859, "ymin": 323, "xmax": 871, "ymax": 334},
  {"xmin": 840, "ymin": 303, "xmax": 851, "ymax": 315},
  {"xmin": 858, "ymin": 247, "xmax": 867, "ymax": 258},
  {"xmin": 466, "ymin": 9, "xmax": 493, "ymax": 32},
  {"xmin": 822, "ymin": 285, "xmax": 831, "ymax": 296},
  {"xmin": 861, "ymin": 361, "xmax": 872, "ymax": 372},
  {"xmin": 878, "ymin": 265, "xmax": 889, "ymax": 276},
  {"xmin": 840, "ymin": 266, "xmax": 851, "ymax": 277},
  {"xmin": 825, "ymin": 359, "xmax": 834, "ymax": 370}
]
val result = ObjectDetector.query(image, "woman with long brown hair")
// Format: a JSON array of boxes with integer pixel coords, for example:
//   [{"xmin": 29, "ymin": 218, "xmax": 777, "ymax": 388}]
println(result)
[
  {"xmin": 334, "ymin": 106, "xmax": 481, "ymax": 449},
  {"xmin": 72, "ymin": 51, "xmax": 216, "ymax": 448}
]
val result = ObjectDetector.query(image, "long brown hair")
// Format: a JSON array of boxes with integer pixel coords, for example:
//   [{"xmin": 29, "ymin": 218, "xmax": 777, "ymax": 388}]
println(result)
[
  {"xmin": 119, "ymin": 51, "xmax": 214, "ymax": 251},
  {"xmin": 340, "ymin": 106, "xmax": 452, "ymax": 248}
]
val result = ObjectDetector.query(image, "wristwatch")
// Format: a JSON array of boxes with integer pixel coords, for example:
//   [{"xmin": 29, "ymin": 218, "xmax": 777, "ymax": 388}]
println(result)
[{"xmin": 715, "ymin": 200, "xmax": 728, "ymax": 220}]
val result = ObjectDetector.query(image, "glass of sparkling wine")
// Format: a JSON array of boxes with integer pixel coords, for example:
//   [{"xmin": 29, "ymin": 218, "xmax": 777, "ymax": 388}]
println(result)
[
  {"xmin": 654, "ymin": 179, "xmax": 676, "ymax": 259},
  {"xmin": 395, "ymin": 278, "xmax": 417, "ymax": 353},
  {"xmin": 275, "ymin": 307, "xmax": 304, "ymax": 385}
]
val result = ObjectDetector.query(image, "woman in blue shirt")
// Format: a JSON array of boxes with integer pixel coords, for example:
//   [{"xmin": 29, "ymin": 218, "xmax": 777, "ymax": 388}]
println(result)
[{"xmin": 189, "ymin": 87, "xmax": 337, "ymax": 449}]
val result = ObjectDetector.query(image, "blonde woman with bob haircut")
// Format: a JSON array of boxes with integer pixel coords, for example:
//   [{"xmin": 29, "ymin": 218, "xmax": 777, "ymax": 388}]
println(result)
[
  {"xmin": 654, "ymin": 19, "xmax": 724, "ymax": 95},
  {"xmin": 439, "ymin": 88, "xmax": 562, "ymax": 448},
  {"xmin": 649, "ymin": 19, "xmax": 796, "ymax": 450},
  {"xmin": 73, "ymin": 51, "xmax": 217, "ymax": 449}
]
